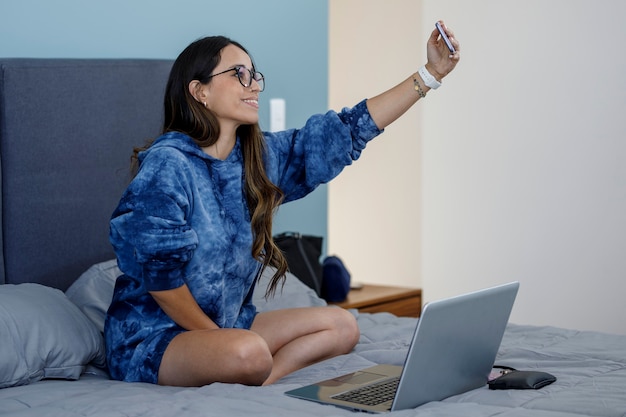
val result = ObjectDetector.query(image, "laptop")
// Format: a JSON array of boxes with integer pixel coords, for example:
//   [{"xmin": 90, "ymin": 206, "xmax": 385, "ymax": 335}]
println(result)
[{"xmin": 285, "ymin": 281, "xmax": 519, "ymax": 413}]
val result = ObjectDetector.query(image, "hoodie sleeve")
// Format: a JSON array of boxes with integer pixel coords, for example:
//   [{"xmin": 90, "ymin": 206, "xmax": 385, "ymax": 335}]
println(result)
[
  {"xmin": 110, "ymin": 147, "xmax": 199, "ymax": 292},
  {"xmin": 264, "ymin": 99, "xmax": 383, "ymax": 203}
]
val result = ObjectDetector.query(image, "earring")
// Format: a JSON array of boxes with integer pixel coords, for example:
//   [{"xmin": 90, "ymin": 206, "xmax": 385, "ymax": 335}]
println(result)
[{"xmin": 203, "ymin": 101, "xmax": 207, "ymax": 107}]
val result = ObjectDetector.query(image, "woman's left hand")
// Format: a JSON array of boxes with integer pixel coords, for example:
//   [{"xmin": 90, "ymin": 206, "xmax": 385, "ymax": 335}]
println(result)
[{"xmin": 425, "ymin": 20, "xmax": 461, "ymax": 81}]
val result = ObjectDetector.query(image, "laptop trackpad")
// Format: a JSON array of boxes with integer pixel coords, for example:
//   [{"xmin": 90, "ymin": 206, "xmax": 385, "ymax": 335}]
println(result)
[{"xmin": 333, "ymin": 371, "xmax": 387, "ymax": 385}]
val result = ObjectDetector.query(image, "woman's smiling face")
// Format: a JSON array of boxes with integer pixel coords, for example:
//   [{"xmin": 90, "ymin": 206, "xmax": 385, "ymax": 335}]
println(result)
[{"xmin": 203, "ymin": 44, "xmax": 261, "ymax": 132}]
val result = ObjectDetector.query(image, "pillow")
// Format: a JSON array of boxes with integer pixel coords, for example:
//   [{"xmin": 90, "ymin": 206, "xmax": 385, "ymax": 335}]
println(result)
[
  {"xmin": 66, "ymin": 260, "xmax": 326, "ymax": 333},
  {"xmin": 66, "ymin": 259, "xmax": 119, "ymax": 333},
  {"xmin": 0, "ymin": 283, "xmax": 106, "ymax": 389},
  {"xmin": 253, "ymin": 266, "xmax": 327, "ymax": 312}
]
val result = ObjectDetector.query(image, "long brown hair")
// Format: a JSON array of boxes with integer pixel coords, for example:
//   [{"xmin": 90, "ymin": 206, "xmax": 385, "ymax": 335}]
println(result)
[{"xmin": 132, "ymin": 36, "xmax": 288, "ymax": 297}]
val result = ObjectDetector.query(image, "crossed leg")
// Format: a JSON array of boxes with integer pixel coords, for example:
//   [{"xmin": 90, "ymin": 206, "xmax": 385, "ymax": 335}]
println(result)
[
  {"xmin": 251, "ymin": 306, "xmax": 360, "ymax": 385},
  {"xmin": 157, "ymin": 306, "xmax": 359, "ymax": 387}
]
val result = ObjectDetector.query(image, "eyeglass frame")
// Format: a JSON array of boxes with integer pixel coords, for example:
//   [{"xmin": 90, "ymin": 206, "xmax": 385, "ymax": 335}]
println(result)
[{"xmin": 206, "ymin": 66, "xmax": 265, "ymax": 92}]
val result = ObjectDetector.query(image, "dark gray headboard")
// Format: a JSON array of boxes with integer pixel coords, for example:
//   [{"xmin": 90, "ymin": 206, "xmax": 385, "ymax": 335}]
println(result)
[{"xmin": 0, "ymin": 59, "xmax": 173, "ymax": 290}]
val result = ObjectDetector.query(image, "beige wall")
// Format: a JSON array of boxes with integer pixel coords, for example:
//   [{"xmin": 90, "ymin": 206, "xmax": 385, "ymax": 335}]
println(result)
[
  {"xmin": 328, "ymin": 0, "xmax": 424, "ymax": 289},
  {"xmin": 329, "ymin": 0, "xmax": 626, "ymax": 335}
]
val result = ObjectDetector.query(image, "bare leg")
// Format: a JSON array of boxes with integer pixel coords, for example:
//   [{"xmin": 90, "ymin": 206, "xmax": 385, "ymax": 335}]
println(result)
[
  {"xmin": 157, "ymin": 328, "xmax": 273, "ymax": 387},
  {"xmin": 251, "ymin": 306, "xmax": 360, "ymax": 385},
  {"xmin": 157, "ymin": 306, "xmax": 359, "ymax": 387}
]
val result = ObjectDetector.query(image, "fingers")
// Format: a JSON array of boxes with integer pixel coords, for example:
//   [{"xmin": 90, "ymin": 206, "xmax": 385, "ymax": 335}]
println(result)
[
  {"xmin": 445, "ymin": 28, "xmax": 461, "ymax": 54},
  {"xmin": 429, "ymin": 26, "xmax": 441, "ymax": 43}
]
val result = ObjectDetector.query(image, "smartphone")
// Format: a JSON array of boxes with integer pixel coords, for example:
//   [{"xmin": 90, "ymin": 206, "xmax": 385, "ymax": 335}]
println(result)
[{"xmin": 436, "ymin": 21, "xmax": 456, "ymax": 53}]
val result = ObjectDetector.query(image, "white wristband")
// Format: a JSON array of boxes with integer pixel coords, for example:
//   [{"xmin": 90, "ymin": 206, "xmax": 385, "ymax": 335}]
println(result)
[{"xmin": 418, "ymin": 66, "xmax": 441, "ymax": 90}]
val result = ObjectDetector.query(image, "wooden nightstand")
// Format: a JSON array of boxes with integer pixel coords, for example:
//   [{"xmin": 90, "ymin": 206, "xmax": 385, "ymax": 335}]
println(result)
[{"xmin": 331, "ymin": 284, "xmax": 422, "ymax": 317}]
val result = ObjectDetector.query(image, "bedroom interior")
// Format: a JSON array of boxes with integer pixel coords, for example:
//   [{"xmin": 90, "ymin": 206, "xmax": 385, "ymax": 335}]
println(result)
[{"xmin": 1, "ymin": 0, "xmax": 625, "ymax": 416}]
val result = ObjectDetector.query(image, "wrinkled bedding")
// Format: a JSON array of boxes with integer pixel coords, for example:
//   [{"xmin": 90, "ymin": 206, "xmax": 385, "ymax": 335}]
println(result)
[{"xmin": 2, "ymin": 311, "xmax": 625, "ymax": 417}]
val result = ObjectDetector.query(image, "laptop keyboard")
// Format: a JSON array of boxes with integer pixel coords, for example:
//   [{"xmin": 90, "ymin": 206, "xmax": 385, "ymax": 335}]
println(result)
[{"xmin": 331, "ymin": 376, "xmax": 400, "ymax": 406}]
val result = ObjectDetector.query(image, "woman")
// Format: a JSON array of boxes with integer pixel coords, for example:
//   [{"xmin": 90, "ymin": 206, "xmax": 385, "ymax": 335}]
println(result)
[{"xmin": 105, "ymin": 23, "xmax": 460, "ymax": 387}]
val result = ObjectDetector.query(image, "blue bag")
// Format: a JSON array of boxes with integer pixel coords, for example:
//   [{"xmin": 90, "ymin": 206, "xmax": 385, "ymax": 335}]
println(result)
[{"xmin": 321, "ymin": 256, "xmax": 351, "ymax": 302}]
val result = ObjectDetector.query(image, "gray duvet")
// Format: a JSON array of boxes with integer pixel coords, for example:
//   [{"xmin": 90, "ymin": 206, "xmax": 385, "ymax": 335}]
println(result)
[{"xmin": 1, "ymin": 312, "xmax": 625, "ymax": 416}]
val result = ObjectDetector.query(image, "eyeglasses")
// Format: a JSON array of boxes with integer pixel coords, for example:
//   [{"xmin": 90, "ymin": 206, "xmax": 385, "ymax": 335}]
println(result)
[{"xmin": 207, "ymin": 66, "xmax": 265, "ymax": 92}]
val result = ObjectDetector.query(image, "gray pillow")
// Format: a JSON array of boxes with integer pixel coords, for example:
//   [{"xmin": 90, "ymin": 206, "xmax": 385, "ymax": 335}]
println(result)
[
  {"xmin": 253, "ymin": 266, "xmax": 327, "ymax": 311},
  {"xmin": 0, "ymin": 283, "xmax": 106, "ymax": 389},
  {"xmin": 65, "ymin": 259, "xmax": 119, "ymax": 333},
  {"xmin": 66, "ymin": 260, "xmax": 326, "ymax": 333}
]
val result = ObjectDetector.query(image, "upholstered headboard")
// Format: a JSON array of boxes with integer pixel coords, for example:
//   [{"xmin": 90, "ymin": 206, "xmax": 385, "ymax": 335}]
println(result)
[{"xmin": 0, "ymin": 59, "xmax": 173, "ymax": 290}]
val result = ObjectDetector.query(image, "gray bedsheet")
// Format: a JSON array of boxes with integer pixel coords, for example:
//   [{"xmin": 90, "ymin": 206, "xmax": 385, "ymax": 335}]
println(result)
[{"xmin": 1, "ymin": 312, "xmax": 625, "ymax": 417}]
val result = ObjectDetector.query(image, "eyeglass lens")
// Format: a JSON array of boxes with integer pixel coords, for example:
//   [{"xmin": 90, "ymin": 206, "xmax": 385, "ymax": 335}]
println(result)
[{"xmin": 236, "ymin": 67, "xmax": 265, "ymax": 91}]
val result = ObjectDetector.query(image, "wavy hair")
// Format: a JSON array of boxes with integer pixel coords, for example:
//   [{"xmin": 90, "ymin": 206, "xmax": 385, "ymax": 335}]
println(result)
[{"xmin": 132, "ymin": 36, "xmax": 288, "ymax": 297}]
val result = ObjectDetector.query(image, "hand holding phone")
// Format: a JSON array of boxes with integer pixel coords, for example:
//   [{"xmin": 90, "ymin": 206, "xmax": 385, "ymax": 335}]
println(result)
[{"xmin": 435, "ymin": 21, "xmax": 456, "ymax": 54}]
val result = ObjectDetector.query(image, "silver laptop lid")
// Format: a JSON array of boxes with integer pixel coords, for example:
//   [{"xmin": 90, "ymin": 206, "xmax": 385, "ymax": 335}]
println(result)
[{"xmin": 391, "ymin": 281, "xmax": 519, "ymax": 411}]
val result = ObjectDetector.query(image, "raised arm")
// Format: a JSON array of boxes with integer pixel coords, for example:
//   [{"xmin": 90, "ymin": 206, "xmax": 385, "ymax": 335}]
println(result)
[{"xmin": 366, "ymin": 21, "xmax": 461, "ymax": 130}]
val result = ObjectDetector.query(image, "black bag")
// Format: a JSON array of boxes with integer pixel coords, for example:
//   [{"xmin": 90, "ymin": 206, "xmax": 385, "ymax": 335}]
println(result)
[
  {"xmin": 274, "ymin": 232, "xmax": 324, "ymax": 296},
  {"xmin": 488, "ymin": 366, "xmax": 556, "ymax": 390}
]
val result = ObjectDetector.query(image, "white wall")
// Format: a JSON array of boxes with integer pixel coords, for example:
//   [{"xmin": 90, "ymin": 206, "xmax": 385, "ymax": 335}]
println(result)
[{"xmin": 329, "ymin": 0, "xmax": 626, "ymax": 335}]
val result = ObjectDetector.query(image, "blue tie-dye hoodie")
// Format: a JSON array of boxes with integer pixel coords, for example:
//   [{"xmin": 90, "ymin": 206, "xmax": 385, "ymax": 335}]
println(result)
[{"xmin": 104, "ymin": 99, "xmax": 382, "ymax": 383}]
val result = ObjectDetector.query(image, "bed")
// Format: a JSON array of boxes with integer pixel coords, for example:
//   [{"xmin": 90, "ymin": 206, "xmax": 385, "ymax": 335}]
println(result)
[{"xmin": 1, "ymin": 58, "xmax": 625, "ymax": 417}]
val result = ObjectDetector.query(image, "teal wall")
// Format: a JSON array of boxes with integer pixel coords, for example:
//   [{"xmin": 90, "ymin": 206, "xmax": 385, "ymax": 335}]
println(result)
[{"xmin": 0, "ymin": 0, "xmax": 329, "ymax": 244}]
